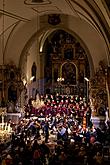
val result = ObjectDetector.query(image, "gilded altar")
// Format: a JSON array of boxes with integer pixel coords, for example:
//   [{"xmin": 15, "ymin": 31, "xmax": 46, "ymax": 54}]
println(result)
[
  {"xmin": 44, "ymin": 30, "xmax": 90, "ymax": 95},
  {"xmin": 0, "ymin": 63, "xmax": 24, "ymax": 105},
  {"xmin": 89, "ymin": 61, "xmax": 108, "ymax": 117},
  {"xmin": 0, "ymin": 108, "xmax": 12, "ymax": 142}
]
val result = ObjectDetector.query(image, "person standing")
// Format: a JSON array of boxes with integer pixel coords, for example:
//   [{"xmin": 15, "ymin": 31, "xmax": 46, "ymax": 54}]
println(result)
[{"xmin": 44, "ymin": 122, "xmax": 49, "ymax": 143}]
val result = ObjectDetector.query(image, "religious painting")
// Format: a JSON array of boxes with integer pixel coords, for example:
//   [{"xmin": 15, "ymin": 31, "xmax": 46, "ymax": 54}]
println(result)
[
  {"xmin": 62, "ymin": 62, "xmax": 76, "ymax": 85},
  {"xmin": 64, "ymin": 48, "xmax": 73, "ymax": 60},
  {"xmin": 8, "ymin": 85, "xmax": 17, "ymax": 102}
]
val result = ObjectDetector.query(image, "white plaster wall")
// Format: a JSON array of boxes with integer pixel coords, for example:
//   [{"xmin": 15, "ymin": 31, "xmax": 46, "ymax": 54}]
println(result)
[
  {"xmin": 3, "ymin": 17, "xmax": 39, "ymax": 67},
  {"xmin": 2, "ymin": 14, "xmax": 109, "ymax": 74},
  {"xmin": 65, "ymin": 15, "xmax": 108, "ymax": 70},
  {"xmin": 26, "ymin": 40, "xmax": 39, "ymax": 82}
]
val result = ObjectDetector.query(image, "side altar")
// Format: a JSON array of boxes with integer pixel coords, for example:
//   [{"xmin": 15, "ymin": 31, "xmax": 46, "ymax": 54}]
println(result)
[
  {"xmin": 89, "ymin": 61, "xmax": 108, "ymax": 128},
  {"xmin": 0, "ymin": 107, "xmax": 24, "ymax": 125},
  {"xmin": 0, "ymin": 108, "xmax": 12, "ymax": 143}
]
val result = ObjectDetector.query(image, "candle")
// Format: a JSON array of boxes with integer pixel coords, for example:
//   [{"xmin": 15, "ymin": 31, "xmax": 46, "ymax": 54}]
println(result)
[
  {"xmin": 5, "ymin": 122, "xmax": 7, "ymax": 131},
  {"xmin": 2, "ymin": 114, "xmax": 4, "ymax": 130},
  {"xmin": 2, "ymin": 122, "xmax": 4, "ymax": 130},
  {"xmin": 8, "ymin": 123, "xmax": 11, "ymax": 132}
]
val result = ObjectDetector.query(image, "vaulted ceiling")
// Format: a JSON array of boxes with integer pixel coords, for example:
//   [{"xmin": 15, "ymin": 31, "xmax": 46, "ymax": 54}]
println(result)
[{"xmin": 0, "ymin": 0, "xmax": 110, "ymax": 71}]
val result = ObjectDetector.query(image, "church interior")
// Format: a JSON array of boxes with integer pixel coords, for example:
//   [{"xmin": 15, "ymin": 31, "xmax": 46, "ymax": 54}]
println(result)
[{"xmin": 0, "ymin": 0, "xmax": 110, "ymax": 164}]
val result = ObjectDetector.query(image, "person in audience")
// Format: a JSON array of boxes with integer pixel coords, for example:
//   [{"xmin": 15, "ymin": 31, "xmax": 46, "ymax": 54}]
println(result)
[
  {"xmin": 44, "ymin": 121, "xmax": 49, "ymax": 143},
  {"xmin": 1, "ymin": 93, "xmax": 110, "ymax": 165}
]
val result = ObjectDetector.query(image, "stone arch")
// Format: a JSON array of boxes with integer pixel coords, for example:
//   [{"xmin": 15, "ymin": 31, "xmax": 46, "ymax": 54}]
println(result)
[
  {"xmin": 19, "ymin": 25, "xmax": 94, "ymax": 83},
  {"xmin": 19, "ymin": 26, "xmax": 51, "ymax": 80},
  {"xmin": 40, "ymin": 27, "xmax": 94, "ymax": 77}
]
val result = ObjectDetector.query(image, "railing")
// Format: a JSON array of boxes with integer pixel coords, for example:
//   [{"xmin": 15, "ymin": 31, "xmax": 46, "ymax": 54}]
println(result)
[{"xmin": 53, "ymin": 84, "xmax": 86, "ymax": 95}]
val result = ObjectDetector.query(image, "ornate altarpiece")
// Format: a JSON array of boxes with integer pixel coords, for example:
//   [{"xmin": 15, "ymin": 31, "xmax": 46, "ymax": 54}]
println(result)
[
  {"xmin": 44, "ymin": 30, "xmax": 90, "ymax": 95},
  {"xmin": 0, "ymin": 63, "xmax": 24, "ymax": 106},
  {"xmin": 89, "ymin": 61, "xmax": 108, "ymax": 117}
]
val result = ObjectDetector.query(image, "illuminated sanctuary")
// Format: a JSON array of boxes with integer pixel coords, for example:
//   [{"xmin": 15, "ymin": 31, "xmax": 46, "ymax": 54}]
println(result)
[{"xmin": 0, "ymin": 0, "xmax": 110, "ymax": 126}]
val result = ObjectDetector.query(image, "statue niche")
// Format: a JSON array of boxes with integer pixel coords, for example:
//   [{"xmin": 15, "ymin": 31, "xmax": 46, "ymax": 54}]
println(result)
[{"xmin": 64, "ymin": 44, "xmax": 73, "ymax": 60}]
